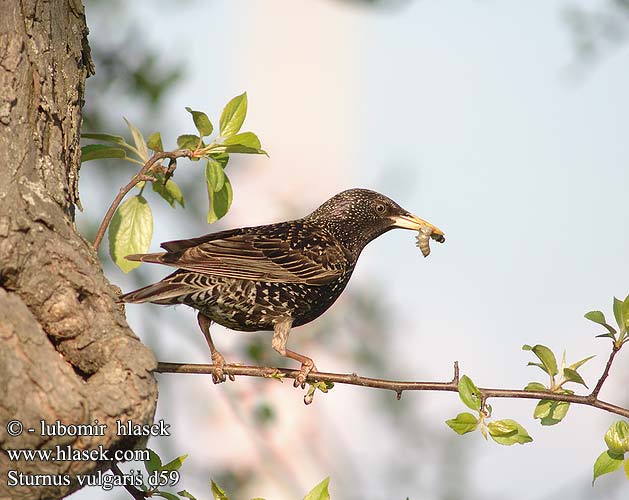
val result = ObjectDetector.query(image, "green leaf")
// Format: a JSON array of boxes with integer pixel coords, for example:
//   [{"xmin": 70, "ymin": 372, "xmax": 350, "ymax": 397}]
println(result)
[
  {"xmin": 488, "ymin": 419, "xmax": 533, "ymax": 445},
  {"xmin": 304, "ymin": 380, "xmax": 335, "ymax": 404},
  {"xmin": 585, "ymin": 310, "xmax": 607, "ymax": 325},
  {"xmin": 177, "ymin": 491, "xmax": 197, "ymax": 500},
  {"xmin": 155, "ymin": 493, "xmax": 180, "ymax": 500},
  {"xmin": 152, "ymin": 174, "xmax": 185, "ymax": 208},
  {"xmin": 485, "ymin": 402, "xmax": 493, "ymax": 416},
  {"xmin": 206, "ymin": 172, "xmax": 233, "ymax": 224},
  {"xmin": 145, "ymin": 449, "xmax": 162, "ymax": 475},
  {"xmin": 533, "ymin": 399, "xmax": 570, "ymax": 426},
  {"xmin": 185, "ymin": 107, "xmax": 213, "ymax": 137},
  {"xmin": 313, "ymin": 380, "xmax": 334, "ymax": 393},
  {"xmin": 533, "ymin": 400, "xmax": 552, "ymax": 420},
  {"xmin": 568, "ymin": 355, "xmax": 595, "ymax": 371},
  {"xmin": 523, "ymin": 344, "xmax": 558, "ymax": 376},
  {"xmin": 303, "ymin": 477, "xmax": 330, "ymax": 500},
  {"xmin": 124, "ymin": 117, "xmax": 149, "ymax": 162},
  {"xmin": 526, "ymin": 362, "xmax": 548, "ymax": 374},
  {"xmin": 205, "ymin": 158, "xmax": 225, "ymax": 193},
  {"xmin": 82, "ymin": 132, "xmax": 126, "ymax": 144},
  {"xmin": 213, "ymin": 143, "xmax": 267, "ymax": 156},
  {"xmin": 109, "ymin": 195, "xmax": 153, "ymax": 273},
  {"xmin": 487, "ymin": 420, "xmax": 518, "ymax": 437},
  {"xmin": 604, "ymin": 421, "xmax": 629, "ymax": 455},
  {"xmin": 222, "ymin": 131, "xmax": 261, "ymax": 149},
  {"xmin": 623, "ymin": 295, "xmax": 629, "ymax": 329},
  {"xmin": 585, "ymin": 310, "xmax": 617, "ymax": 336},
  {"xmin": 446, "ymin": 412, "xmax": 479, "ymax": 435},
  {"xmin": 81, "ymin": 144, "xmax": 126, "ymax": 162},
  {"xmin": 147, "ymin": 132, "xmax": 164, "ymax": 152},
  {"xmin": 593, "ymin": 450, "xmax": 624, "ymax": 484},
  {"xmin": 596, "ymin": 332, "xmax": 616, "ymax": 339},
  {"xmin": 458, "ymin": 375, "xmax": 482, "ymax": 411},
  {"xmin": 304, "ymin": 385, "xmax": 317, "ymax": 405},
  {"xmin": 524, "ymin": 382, "xmax": 547, "ymax": 392},
  {"xmin": 209, "ymin": 152, "xmax": 230, "ymax": 168},
  {"xmin": 613, "ymin": 297, "xmax": 624, "ymax": 331},
  {"xmin": 625, "ymin": 457, "xmax": 629, "ymax": 479},
  {"xmin": 162, "ymin": 454, "xmax": 188, "ymax": 472},
  {"xmin": 211, "ymin": 481, "xmax": 230, "ymax": 500},
  {"xmin": 220, "ymin": 92, "xmax": 248, "ymax": 137},
  {"xmin": 562, "ymin": 367, "xmax": 588, "ymax": 388},
  {"xmin": 177, "ymin": 134, "xmax": 201, "ymax": 150}
]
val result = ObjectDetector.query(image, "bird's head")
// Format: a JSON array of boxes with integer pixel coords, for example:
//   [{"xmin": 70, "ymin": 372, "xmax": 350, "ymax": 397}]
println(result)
[{"xmin": 305, "ymin": 188, "xmax": 444, "ymax": 257}]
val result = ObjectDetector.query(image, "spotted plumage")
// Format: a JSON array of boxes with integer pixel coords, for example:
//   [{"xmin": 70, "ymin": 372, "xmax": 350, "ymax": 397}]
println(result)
[{"xmin": 120, "ymin": 188, "xmax": 444, "ymax": 386}]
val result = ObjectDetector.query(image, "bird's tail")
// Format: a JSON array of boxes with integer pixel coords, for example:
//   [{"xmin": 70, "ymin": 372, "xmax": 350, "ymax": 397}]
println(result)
[
  {"xmin": 120, "ymin": 254, "xmax": 192, "ymax": 304},
  {"xmin": 118, "ymin": 280, "xmax": 186, "ymax": 305},
  {"xmin": 125, "ymin": 252, "xmax": 169, "ymax": 264}
]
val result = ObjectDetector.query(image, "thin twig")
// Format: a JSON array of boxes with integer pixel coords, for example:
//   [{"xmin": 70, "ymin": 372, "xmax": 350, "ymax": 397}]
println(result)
[
  {"xmin": 589, "ymin": 344, "xmax": 620, "ymax": 399},
  {"xmin": 452, "ymin": 360, "xmax": 460, "ymax": 384},
  {"xmin": 164, "ymin": 158, "xmax": 177, "ymax": 182},
  {"xmin": 154, "ymin": 361, "xmax": 629, "ymax": 419},
  {"xmin": 92, "ymin": 150, "xmax": 193, "ymax": 251},
  {"xmin": 110, "ymin": 462, "xmax": 145, "ymax": 500}
]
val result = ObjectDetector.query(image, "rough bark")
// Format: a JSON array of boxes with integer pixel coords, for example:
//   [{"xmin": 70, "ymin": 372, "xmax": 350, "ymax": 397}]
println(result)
[{"xmin": 0, "ymin": 1, "xmax": 158, "ymax": 499}]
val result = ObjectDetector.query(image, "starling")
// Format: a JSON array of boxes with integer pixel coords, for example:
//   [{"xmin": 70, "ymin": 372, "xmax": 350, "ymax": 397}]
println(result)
[{"xmin": 120, "ymin": 188, "xmax": 444, "ymax": 386}]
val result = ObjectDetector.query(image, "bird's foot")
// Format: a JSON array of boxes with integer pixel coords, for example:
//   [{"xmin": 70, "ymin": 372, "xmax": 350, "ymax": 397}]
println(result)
[
  {"xmin": 294, "ymin": 359, "xmax": 317, "ymax": 388},
  {"xmin": 210, "ymin": 351, "xmax": 232, "ymax": 384}
]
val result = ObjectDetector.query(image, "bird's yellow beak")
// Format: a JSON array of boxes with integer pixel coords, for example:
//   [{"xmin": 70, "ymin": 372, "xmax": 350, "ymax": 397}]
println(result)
[{"xmin": 391, "ymin": 212, "xmax": 445, "ymax": 239}]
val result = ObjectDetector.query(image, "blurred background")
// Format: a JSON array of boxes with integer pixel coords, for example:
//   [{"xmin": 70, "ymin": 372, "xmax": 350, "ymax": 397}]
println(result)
[{"xmin": 76, "ymin": 0, "xmax": 628, "ymax": 499}]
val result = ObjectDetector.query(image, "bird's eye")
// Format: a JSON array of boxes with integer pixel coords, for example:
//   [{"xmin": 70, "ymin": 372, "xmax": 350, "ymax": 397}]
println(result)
[{"xmin": 374, "ymin": 203, "xmax": 386, "ymax": 214}]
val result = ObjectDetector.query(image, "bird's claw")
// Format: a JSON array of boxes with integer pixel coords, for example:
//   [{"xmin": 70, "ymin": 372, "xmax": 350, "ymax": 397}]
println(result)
[
  {"xmin": 211, "ymin": 351, "xmax": 227, "ymax": 384},
  {"xmin": 293, "ymin": 360, "xmax": 316, "ymax": 388}
]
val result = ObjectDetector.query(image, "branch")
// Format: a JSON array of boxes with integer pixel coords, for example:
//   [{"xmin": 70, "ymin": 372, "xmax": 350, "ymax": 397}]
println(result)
[
  {"xmin": 92, "ymin": 150, "xmax": 193, "ymax": 251},
  {"xmin": 154, "ymin": 361, "xmax": 629, "ymax": 419},
  {"xmin": 589, "ymin": 343, "xmax": 621, "ymax": 399}
]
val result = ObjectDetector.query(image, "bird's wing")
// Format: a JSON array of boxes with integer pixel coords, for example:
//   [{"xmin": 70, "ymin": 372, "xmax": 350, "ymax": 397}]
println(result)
[{"xmin": 127, "ymin": 224, "xmax": 348, "ymax": 285}]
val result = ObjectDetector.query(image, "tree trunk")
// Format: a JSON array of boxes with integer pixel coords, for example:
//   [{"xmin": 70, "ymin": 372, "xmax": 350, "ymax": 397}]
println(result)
[{"xmin": 0, "ymin": 1, "xmax": 158, "ymax": 499}]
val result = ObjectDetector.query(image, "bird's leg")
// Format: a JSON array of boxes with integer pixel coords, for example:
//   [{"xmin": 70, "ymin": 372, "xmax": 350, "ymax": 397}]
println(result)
[
  {"xmin": 284, "ymin": 349, "xmax": 317, "ymax": 389},
  {"xmin": 197, "ymin": 312, "xmax": 230, "ymax": 383},
  {"xmin": 272, "ymin": 318, "xmax": 317, "ymax": 388}
]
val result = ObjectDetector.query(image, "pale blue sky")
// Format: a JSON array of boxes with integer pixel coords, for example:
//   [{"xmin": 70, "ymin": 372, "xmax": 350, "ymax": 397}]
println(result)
[{"xmin": 77, "ymin": 1, "xmax": 628, "ymax": 499}]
